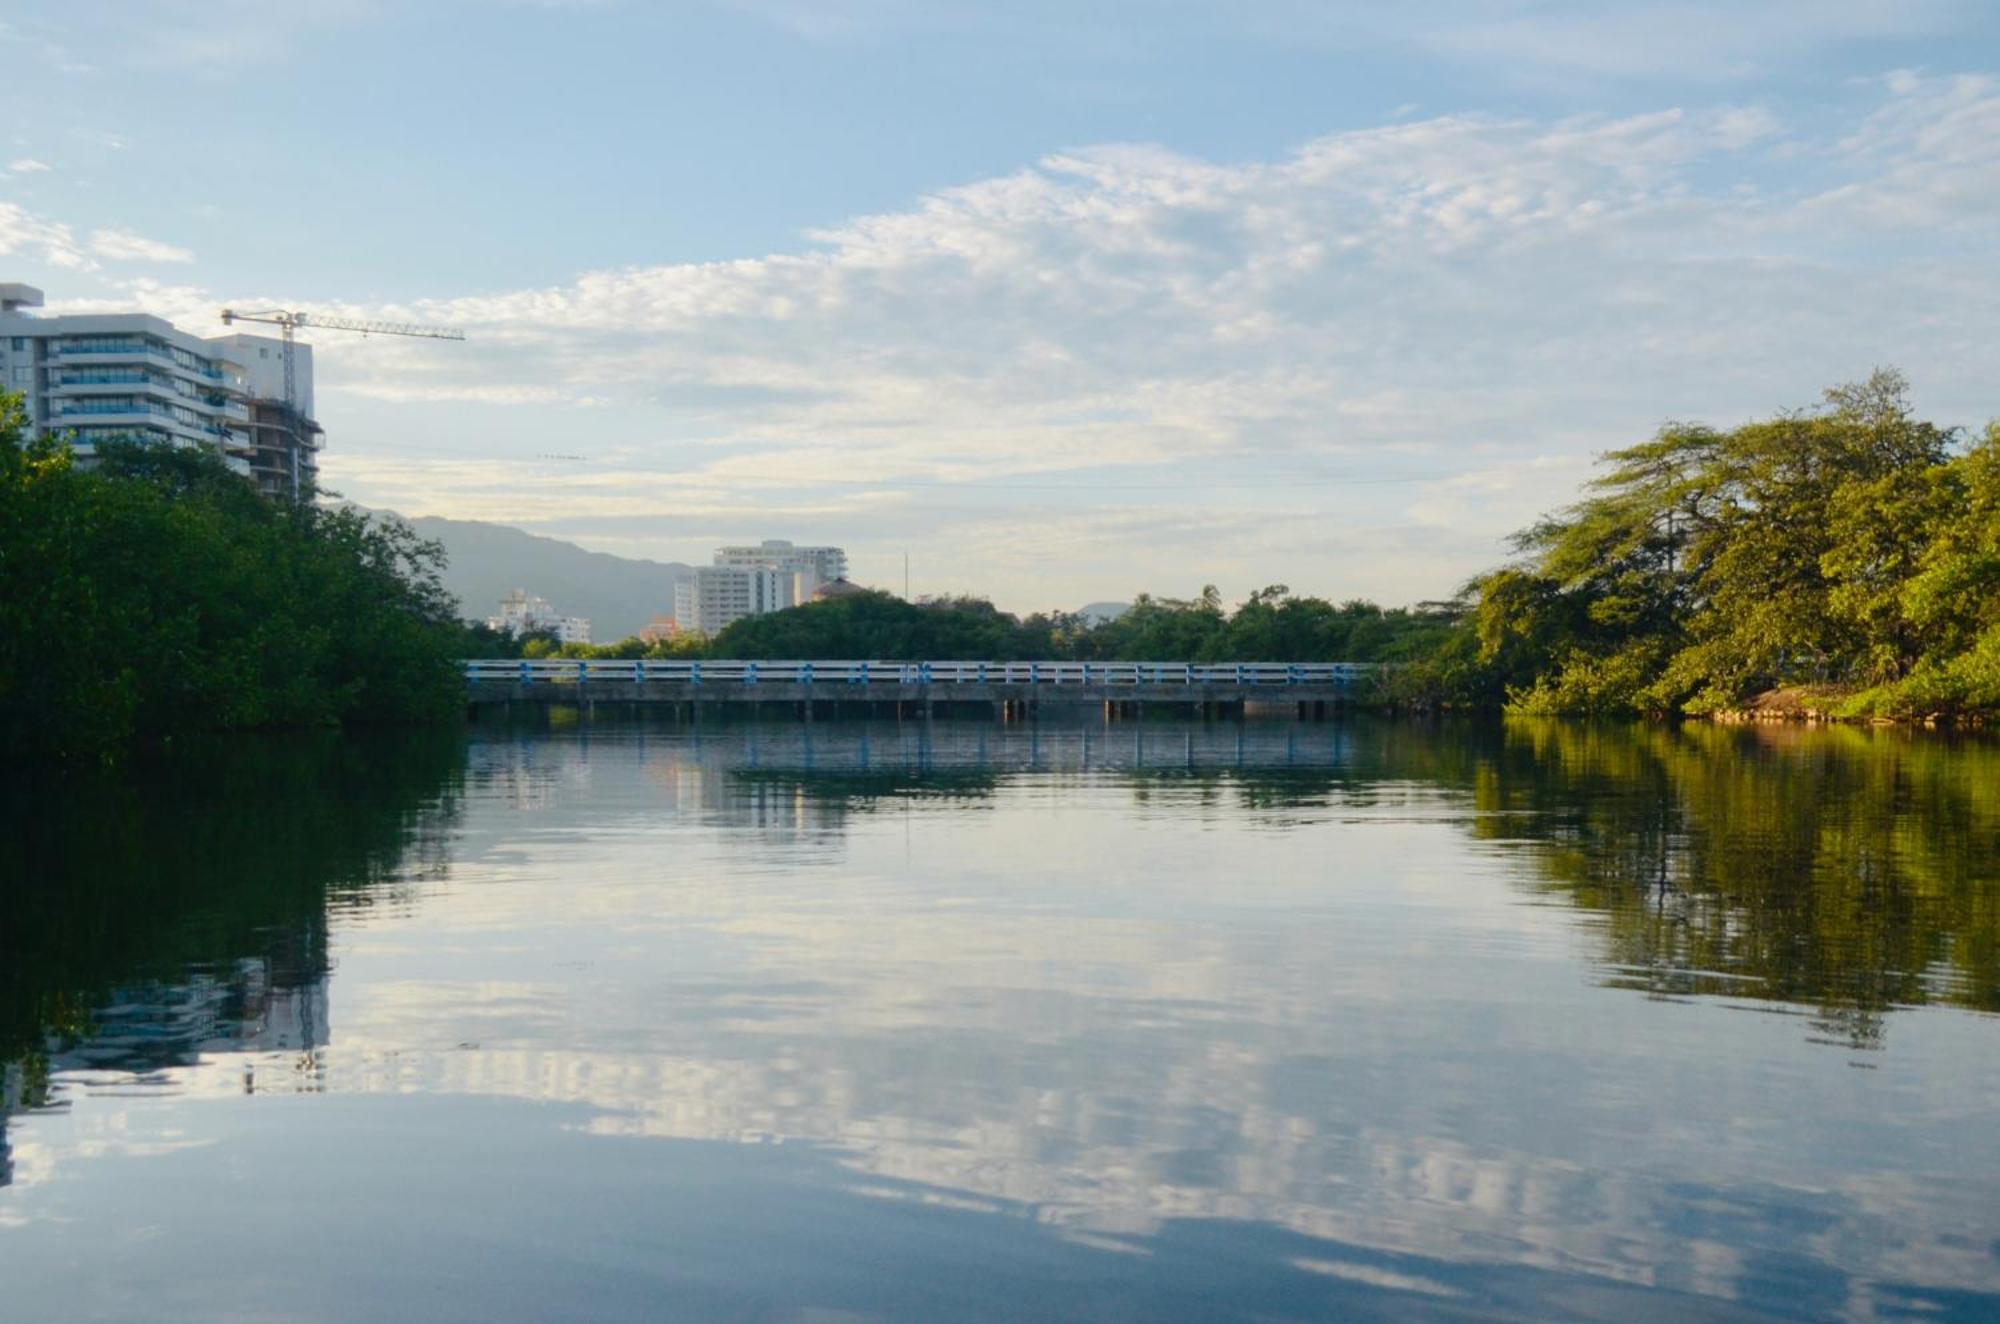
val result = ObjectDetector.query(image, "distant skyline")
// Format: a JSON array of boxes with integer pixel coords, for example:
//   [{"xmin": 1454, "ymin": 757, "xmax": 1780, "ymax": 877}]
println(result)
[{"xmin": 2, "ymin": 2, "xmax": 1997, "ymax": 610}]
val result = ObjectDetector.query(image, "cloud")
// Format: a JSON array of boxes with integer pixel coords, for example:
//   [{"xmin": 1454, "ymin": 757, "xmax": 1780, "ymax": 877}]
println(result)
[
  {"xmin": 18, "ymin": 71, "xmax": 2000, "ymax": 607},
  {"xmin": 7, "ymin": 158, "xmax": 52, "ymax": 174},
  {"xmin": 305, "ymin": 75, "xmax": 1996, "ymax": 603},
  {"xmin": 0, "ymin": 202, "xmax": 92, "ymax": 269},
  {"xmin": 88, "ymin": 227, "xmax": 194, "ymax": 263}
]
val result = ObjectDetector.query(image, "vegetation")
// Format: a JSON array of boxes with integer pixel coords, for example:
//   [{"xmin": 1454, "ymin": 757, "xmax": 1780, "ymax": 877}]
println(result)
[
  {"xmin": 13, "ymin": 367, "xmax": 1994, "ymax": 745},
  {"xmin": 0, "ymin": 390, "xmax": 470, "ymax": 758},
  {"xmin": 535, "ymin": 587, "xmax": 1458, "ymax": 666},
  {"xmin": 1392, "ymin": 371, "xmax": 2000, "ymax": 720}
]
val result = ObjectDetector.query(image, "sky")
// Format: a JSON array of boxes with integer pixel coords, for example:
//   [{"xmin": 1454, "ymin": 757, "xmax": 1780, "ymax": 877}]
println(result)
[{"xmin": 1, "ymin": 1, "xmax": 1997, "ymax": 612}]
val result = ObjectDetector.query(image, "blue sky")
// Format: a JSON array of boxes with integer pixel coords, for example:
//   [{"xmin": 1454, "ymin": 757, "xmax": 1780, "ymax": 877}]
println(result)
[{"xmin": 3, "ymin": 2, "xmax": 1998, "ymax": 610}]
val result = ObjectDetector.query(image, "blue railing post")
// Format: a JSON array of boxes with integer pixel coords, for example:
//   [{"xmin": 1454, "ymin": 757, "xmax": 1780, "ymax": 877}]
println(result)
[
  {"xmin": 518, "ymin": 659, "xmax": 531, "ymax": 684},
  {"xmin": 691, "ymin": 661, "xmax": 701, "ymax": 686},
  {"xmin": 746, "ymin": 662, "xmax": 758, "ymax": 685}
]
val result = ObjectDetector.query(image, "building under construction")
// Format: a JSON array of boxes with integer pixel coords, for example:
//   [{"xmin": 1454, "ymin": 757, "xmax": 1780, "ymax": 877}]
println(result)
[{"xmin": 1, "ymin": 283, "xmax": 461, "ymax": 502}]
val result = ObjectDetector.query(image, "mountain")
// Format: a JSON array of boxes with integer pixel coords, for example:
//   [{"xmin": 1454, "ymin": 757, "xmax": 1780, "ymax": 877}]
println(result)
[{"xmin": 382, "ymin": 512, "xmax": 693, "ymax": 641}]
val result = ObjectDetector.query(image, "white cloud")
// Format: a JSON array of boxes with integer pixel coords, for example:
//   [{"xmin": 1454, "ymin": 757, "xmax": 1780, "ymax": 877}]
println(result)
[
  {"xmin": 88, "ymin": 227, "xmax": 194, "ymax": 263},
  {"xmin": 0, "ymin": 202, "xmax": 92, "ymax": 270},
  {"xmin": 7, "ymin": 158, "xmax": 53, "ymax": 174},
  {"xmin": 16, "ymin": 72, "xmax": 2000, "ymax": 607}
]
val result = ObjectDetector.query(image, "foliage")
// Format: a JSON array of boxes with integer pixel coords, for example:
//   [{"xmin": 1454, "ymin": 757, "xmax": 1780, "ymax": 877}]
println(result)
[
  {"xmin": 0, "ymin": 393, "xmax": 469, "ymax": 757},
  {"xmin": 535, "ymin": 585, "xmax": 1463, "ymax": 667},
  {"xmin": 1439, "ymin": 371, "xmax": 2000, "ymax": 718}
]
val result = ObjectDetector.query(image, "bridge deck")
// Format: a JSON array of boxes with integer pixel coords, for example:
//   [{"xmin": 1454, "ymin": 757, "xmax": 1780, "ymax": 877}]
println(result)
[{"xmin": 465, "ymin": 660, "xmax": 1378, "ymax": 714}]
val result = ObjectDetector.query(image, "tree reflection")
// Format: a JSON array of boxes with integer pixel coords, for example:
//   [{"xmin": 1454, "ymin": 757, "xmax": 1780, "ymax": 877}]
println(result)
[
  {"xmin": 0, "ymin": 731, "xmax": 463, "ymax": 1184},
  {"xmin": 1462, "ymin": 721, "xmax": 2000, "ymax": 1043}
]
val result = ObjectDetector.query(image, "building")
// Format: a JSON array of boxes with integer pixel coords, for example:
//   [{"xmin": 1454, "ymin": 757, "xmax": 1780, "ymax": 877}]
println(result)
[
  {"xmin": 638, "ymin": 614, "xmax": 680, "ymax": 645},
  {"xmin": 713, "ymin": 539, "xmax": 848, "ymax": 600},
  {"xmin": 486, "ymin": 589, "xmax": 591, "ymax": 645},
  {"xmin": 0, "ymin": 283, "xmax": 323, "ymax": 497},
  {"xmin": 1, "ymin": 282, "xmax": 252, "ymax": 471},
  {"xmin": 211, "ymin": 331, "xmax": 321, "ymax": 499},
  {"xmin": 673, "ymin": 565, "xmax": 793, "ymax": 637}
]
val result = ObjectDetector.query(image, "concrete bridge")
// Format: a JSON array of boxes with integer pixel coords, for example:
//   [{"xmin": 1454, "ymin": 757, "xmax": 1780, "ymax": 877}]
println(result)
[{"xmin": 464, "ymin": 659, "xmax": 1380, "ymax": 721}]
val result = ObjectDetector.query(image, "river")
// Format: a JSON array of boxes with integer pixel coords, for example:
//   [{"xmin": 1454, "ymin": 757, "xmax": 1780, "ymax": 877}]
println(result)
[{"xmin": 3, "ymin": 717, "xmax": 1996, "ymax": 1321}]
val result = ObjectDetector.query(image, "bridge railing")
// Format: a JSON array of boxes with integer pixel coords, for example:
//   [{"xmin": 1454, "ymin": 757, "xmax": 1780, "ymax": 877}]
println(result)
[{"xmin": 464, "ymin": 659, "xmax": 1379, "ymax": 687}]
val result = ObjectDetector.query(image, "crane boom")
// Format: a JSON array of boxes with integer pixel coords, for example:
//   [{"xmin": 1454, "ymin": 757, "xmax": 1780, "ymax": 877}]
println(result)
[
  {"xmin": 216, "ymin": 305, "xmax": 467, "ymax": 499},
  {"xmin": 295, "ymin": 312, "xmax": 466, "ymax": 341}
]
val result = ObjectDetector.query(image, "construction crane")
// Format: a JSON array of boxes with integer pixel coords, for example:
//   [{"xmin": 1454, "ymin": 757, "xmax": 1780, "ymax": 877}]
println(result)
[{"xmin": 217, "ymin": 306, "xmax": 466, "ymax": 498}]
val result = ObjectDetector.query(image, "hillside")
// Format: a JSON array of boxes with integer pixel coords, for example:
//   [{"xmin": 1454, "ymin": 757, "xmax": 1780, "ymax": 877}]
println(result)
[{"xmin": 377, "ymin": 512, "xmax": 692, "ymax": 640}]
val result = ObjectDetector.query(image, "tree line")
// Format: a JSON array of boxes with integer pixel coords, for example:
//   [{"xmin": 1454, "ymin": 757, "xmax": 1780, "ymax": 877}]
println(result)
[
  {"xmin": 7, "ymin": 368, "xmax": 1994, "ymax": 758},
  {"xmin": 503, "ymin": 585, "xmax": 1460, "ymax": 666},
  {"xmin": 0, "ymin": 391, "xmax": 470, "ymax": 758},
  {"xmin": 1385, "ymin": 371, "xmax": 1999, "ymax": 719},
  {"xmin": 486, "ymin": 371, "xmax": 1997, "ymax": 722}
]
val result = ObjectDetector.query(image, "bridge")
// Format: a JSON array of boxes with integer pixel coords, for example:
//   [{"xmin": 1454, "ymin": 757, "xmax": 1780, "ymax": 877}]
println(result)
[{"xmin": 464, "ymin": 659, "xmax": 1380, "ymax": 721}]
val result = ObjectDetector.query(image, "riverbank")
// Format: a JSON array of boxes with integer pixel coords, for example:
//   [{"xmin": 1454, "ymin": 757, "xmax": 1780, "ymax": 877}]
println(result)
[{"xmin": 1704, "ymin": 685, "xmax": 1994, "ymax": 729}]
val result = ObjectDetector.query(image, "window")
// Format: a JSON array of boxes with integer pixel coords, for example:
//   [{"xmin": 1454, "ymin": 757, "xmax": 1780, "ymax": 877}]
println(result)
[{"xmin": 10, "ymin": 338, "xmax": 25, "ymax": 351}]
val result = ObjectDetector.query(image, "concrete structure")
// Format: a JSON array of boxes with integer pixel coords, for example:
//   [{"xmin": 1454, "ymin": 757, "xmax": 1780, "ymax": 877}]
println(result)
[
  {"xmin": 0, "ymin": 283, "xmax": 322, "ymax": 494},
  {"xmin": 715, "ymin": 539, "xmax": 848, "ymax": 601},
  {"xmin": 463, "ymin": 659, "xmax": 1381, "ymax": 724},
  {"xmin": 1, "ymin": 283, "xmax": 251, "ymax": 471},
  {"xmin": 211, "ymin": 331, "xmax": 320, "ymax": 498},
  {"xmin": 674, "ymin": 565, "xmax": 793, "ymax": 637},
  {"xmin": 487, "ymin": 589, "xmax": 591, "ymax": 645}
]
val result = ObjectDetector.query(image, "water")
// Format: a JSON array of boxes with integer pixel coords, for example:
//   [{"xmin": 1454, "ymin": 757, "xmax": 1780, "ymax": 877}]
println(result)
[{"xmin": 3, "ymin": 717, "xmax": 1997, "ymax": 1322}]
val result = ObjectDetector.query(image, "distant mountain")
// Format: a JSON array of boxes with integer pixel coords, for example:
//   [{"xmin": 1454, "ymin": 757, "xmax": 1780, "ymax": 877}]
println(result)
[
  {"xmin": 1075, "ymin": 600, "xmax": 1131, "ymax": 624},
  {"xmin": 378, "ymin": 512, "xmax": 693, "ymax": 640}
]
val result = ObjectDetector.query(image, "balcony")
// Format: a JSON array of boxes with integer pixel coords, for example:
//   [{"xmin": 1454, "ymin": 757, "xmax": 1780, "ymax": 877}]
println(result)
[
  {"xmin": 56, "ymin": 372, "xmax": 154, "ymax": 388},
  {"xmin": 53, "ymin": 342, "xmax": 228, "ymax": 380}
]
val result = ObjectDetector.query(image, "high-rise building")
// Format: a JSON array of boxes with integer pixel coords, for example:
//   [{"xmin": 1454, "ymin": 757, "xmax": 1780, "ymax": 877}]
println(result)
[
  {"xmin": 0, "ymin": 283, "xmax": 323, "ymax": 497},
  {"xmin": 210, "ymin": 331, "xmax": 321, "ymax": 499},
  {"xmin": 713, "ymin": 539, "xmax": 848, "ymax": 600},
  {"xmin": 487, "ymin": 589, "xmax": 591, "ymax": 645},
  {"xmin": 673, "ymin": 565, "xmax": 793, "ymax": 637}
]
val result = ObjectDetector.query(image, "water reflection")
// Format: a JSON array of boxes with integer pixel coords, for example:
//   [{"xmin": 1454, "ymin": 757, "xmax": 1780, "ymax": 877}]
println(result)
[
  {"xmin": 3, "ymin": 718, "xmax": 1997, "ymax": 1320},
  {"xmin": 0, "ymin": 731, "xmax": 462, "ymax": 1183}
]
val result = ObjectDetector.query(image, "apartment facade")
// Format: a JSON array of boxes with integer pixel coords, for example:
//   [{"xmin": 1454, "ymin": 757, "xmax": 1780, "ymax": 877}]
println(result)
[
  {"xmin": 0, "ymin": 283, "xmax": 321, "ymax": 496},
  {"xmin": 673, "ymin": 565, "xmax": 793, "ymax": 637},
  {"xmin": 713, "ymin": 539, "xmax": 848, "ymax": 599},
  {"xmin": 487, "ymin": 589, "xmax": 592, "ymax": 645}
]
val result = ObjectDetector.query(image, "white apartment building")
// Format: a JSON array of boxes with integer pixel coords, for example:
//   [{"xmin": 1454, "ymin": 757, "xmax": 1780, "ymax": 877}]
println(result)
[
  {"xmin": 673, "ymin": 565, "xmax": 793, "ymax": 637},
  {"xmin": 1, "ymin": 282, "xmax": 251, "ymax": 469},
  {"xmin": 0, "ymin": 283, "xmax": 320, "ymax": 496},
  {"xmin": 713, "ymin": 539, "xmax": 848, "ymax": 600},
  {"xmin": 487, "ymin": 589, "xmax": 591, "ymax": 645}
]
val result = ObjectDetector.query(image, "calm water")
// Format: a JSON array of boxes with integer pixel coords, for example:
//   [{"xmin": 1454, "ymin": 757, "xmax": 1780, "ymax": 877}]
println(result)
[{"xmin": 3, "ymin": 717, "xmax": 1998, "ymax": 1322}]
